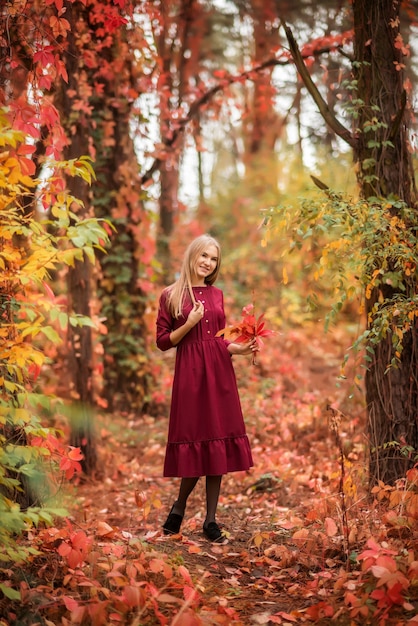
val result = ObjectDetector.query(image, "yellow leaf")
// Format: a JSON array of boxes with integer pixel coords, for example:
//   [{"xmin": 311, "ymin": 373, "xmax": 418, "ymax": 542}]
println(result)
[
  {"xmin": 60, "ymin": 248, "xmax": 84, "ymax": 266},
  {"xmin": 3, "ymin": 380, "xmax": 18, "ymax": 392},
  {"xmin": 12, "ymin": 408, "xmax": 31, "ymax": 422},
  {"xmin": 4, "ymin": 157, "xmax": 18, "ymax": 168},
  {"xmin": 282, "ymin": 266, "xmax": 288, "ymax": 285}
]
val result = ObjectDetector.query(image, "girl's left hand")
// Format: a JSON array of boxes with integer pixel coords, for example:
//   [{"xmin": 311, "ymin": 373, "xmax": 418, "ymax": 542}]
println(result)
[{"xmin": 228, "ymin": 338, "xmax": 259, "ymax": 356}]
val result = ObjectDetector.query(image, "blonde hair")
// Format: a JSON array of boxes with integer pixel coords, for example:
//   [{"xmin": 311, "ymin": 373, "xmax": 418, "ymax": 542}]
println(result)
[{"xmin": 166, "ymin": 235, "xmax": 221, "ymax": 318}]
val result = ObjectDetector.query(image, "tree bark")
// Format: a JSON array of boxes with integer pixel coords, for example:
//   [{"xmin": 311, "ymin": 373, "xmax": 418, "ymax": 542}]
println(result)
[
  {"xmin": 55, "ymin": 1, "xmax": 97, "ymax": 474},
  {"xmin": 93, "ymin": 96, "xmax": 150, "ymax": 414},
  {"xmin": 245, "ymin": 0, "xmax": 283, "ymax": 157},
  {"xmin": 155, "ymin": 0, "xmax": 205, "ymax": 281},
  {"xmin": 283, "ymin": 1, "xmax": 418, "ymax": 485},
  {"xmin": 352, "ymin": 0, "xmax": 418, "ymax": 485}
]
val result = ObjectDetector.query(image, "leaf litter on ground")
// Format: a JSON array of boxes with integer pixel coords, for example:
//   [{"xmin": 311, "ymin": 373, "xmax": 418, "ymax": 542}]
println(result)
[{"xmin": 2, "ymin": 324, "xmax": 417, "ymax": 625}]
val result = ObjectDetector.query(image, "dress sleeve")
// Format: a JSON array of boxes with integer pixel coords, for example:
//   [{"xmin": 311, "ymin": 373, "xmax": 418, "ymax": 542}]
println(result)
[{"xmin": 156, "ymin": 290, "xmax": 174, "ymax": 351}]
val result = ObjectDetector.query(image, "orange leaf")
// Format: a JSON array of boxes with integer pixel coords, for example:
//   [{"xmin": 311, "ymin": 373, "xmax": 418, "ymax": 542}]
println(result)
[
  {"xmin": 178, "ymin": 565, "xmax": 193, "ymax": 584},
  {"xmin": 324, "ymin": 516, "xmax": 338, "ymax": 537},
  {"xmin": 58, "ymin": 542, "xmax": 71, "ymax": 557},
  {"xmin": 135, "ymin": 490, "xmax": 147, "ymax": 507},
  {"xmin": 42, "ymin": 281, "xmax": 56, "ymax": 302},
  {"xmin": 97, "ymin": 521, "xmax": 115, "ymax": 537},
  {"xmin": 292, "ymin": 528, "xmax": 310, "ymax": 545},
  {"xmin": 63, "ymin": 596, "xmax": 79, "ymax": 611},
  {"xmin": 305, "ymin": 601, "xmax": 334, "ymax": 619},
  {"xmin": 171, "ymin": 609, "xmax": 201, "ymax": 625},
  {"xmin": 49, "ymin": 15, "xmax": 71, "ymax": 38},
  {"xmin": 149, "ymin": 558, "xmax": 166, "ymax": 574},
  {"xmin": 123, "ymin": 585, "xmax": 143, "ymax": 608},
  {"xmin": 183, "ymin": 584, "xmax": 197, "ymax": 602},
  {"xmin": 68, "ymin": 446, "xmax": 83, "ymax": 461},
  {"xmin": 71, "ymin": 531, "xmax": 89, "ymax": 550},
  {"xmin": 67, "ymin": 548, "xmax": 84, "ymax": 569}
]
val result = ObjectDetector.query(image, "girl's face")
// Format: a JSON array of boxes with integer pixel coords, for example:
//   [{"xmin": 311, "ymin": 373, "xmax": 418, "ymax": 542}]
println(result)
[{"xmin": 191, "ymin": 244, "xmax": 219, "ymax": 284}]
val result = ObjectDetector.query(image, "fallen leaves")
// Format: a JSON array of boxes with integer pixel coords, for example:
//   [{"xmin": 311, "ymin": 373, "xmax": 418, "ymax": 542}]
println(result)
[{"xmin": 2, "ymin": 328, "xmax": 417, "ymax": 625}]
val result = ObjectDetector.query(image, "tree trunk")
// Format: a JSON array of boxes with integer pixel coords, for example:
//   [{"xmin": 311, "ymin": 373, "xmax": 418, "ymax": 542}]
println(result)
[
  {"xmin": 244, "ymin": 0, "xmax": 283, "ymax": 160},
  {"xmin": 55, "ymin": 1, "xmax": 97, "ymax": 474},
  {"xmin": 158, "ymin": 161, "xmax": 180, "ymax": 282},
  {"xmin": 155, "ymin": 0, "xmax": 205, "ymax": 281},
  {"xmin": 93, "ymin": 97, "xmax": 150, "ymax": 414},
  {"xmin": 54, "ymin": 1, "xmax": 154, "ymax": 417},
  {"xmin": 352, "ymin": 0, "xmax": 418, "ymax": 484}
]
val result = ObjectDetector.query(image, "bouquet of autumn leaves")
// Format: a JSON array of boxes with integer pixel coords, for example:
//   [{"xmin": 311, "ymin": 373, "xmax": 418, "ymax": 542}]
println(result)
[{"xmin": 216, "ymin": 303, "xmax": 274, "ymax": 364}]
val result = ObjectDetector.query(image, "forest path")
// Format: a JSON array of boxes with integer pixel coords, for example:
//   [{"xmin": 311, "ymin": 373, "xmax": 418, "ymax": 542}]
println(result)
[{"xmin": 67, "ymin": 324, "xmax": 365, "ymax": 624}]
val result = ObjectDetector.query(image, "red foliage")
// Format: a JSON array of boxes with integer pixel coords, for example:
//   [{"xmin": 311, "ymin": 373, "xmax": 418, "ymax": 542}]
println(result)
[
  {"xmin": 57, "ymin": 527, "xmax": 92, "ymax": 568},
  {"xmin": 30, "ymin": 434, "xmax": 83, "ymax": 480},
  {"xmin": 216, "ymin": 303, "xmax": 275, "ymax": 363}
]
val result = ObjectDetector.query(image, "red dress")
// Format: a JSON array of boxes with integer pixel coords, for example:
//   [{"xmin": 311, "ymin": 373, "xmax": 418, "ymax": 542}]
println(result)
[{"xmin": 156, "ymin": 285, "xmax": 253, "ymax": 477}]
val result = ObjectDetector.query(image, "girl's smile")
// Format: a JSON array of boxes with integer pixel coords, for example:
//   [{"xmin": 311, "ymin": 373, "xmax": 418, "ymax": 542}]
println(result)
[{"xmin": 192, "ymin": 244, "xmax": 218, "ymax": 284}]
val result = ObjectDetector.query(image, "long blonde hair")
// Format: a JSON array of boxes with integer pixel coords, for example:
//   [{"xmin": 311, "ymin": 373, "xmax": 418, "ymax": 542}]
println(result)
[{"xmin": 166, "ymin": 235, "xmax": 221, "ymax": 318}]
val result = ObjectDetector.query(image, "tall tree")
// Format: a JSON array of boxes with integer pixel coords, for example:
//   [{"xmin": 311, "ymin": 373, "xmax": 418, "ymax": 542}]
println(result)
[
  {"xmin": 352, "ymin": 0, "xmax": 417, "ymax": 485},
  {"xmin": 244, "ymin": 0, "xmax": 283, "ymax": 158},
  {"xmin": 38, "ymin": 0, "xmax": 157, "ymax": 417},
  {"xmin": 1, "ymin": 0, "xmax": 156, "ymax": 464},
  {"xmin": 90, "ymin": 3, "xmax": 154, "ymax": 413},
  {"xmin": 283, "ymin": 0, "xmax": 418, "ymax": 485},
  {"xmin": 151, "ymin": 0, "xmax": 208, "ymax": 280},
  {"xmin": 0, "ymin": 0, "xmax": 113, "ymax": 534},
  {"xmin": 53, "ymin": 1, "xmax": 99, "ymax": 473}
]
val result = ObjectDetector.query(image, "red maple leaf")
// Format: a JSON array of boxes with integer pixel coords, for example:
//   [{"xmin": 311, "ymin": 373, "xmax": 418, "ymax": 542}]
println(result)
[
  {"xmin": 216, "ymin": 303, "xmax": 274, "ymax": 364},
  {"xmin": 33, "ymin": 46, "xmax": 55, "ymax": 67}
]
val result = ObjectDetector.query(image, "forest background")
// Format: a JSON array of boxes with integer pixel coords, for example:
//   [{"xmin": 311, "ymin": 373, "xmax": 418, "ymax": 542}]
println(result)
[{"xmin": 1, "ymin": 0, "xmax": 418, "ymax": 624}]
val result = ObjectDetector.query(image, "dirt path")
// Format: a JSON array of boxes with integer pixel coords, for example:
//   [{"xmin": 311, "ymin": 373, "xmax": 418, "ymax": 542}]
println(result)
[{"xmin": 66, "ymin": 325, "xmax": 365, "ymax": 624}]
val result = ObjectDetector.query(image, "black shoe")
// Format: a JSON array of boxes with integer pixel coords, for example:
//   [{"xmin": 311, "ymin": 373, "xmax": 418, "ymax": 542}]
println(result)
[
  {"xmin": 162, "ymin": 505, "xmax": 183, "ymax": 535},
  {"xmin": 203, "ymin": 521, "xmax": 225, "ymax": 543}
]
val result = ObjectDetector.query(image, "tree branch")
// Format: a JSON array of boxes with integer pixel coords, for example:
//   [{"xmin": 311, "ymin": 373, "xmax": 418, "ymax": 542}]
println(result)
[
  {"xmin": 140, "ymin": 34, "xmax": 354, "ymax": 185},
  {"xmin": 281, "ymin": 20, "xmax": 355, "ymax": 149}
]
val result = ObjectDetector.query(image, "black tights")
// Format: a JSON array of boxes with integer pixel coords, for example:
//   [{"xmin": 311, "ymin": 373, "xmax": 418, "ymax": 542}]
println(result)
[{"xmin": 171, "ymin": 475, "xmax": 222, "ymax": 525}]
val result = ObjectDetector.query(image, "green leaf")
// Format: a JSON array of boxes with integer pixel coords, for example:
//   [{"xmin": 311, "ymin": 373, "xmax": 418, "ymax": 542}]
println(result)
[
  {"xmin": 69, "ymin": 314, "xmax": 97, "ymax": 328},
  {"xmin": 0, "ymin": 583, "xmax": 21, "ymax": 600},
  {"xmin": 83, "ymin": 246, "xmax": 95, "ymax": 264},
  {"xmin": 58, "ymin": 311, "xmax": 68, "ymax": 330},
  {"xmin": 40, "ymin": 326, "xmax": 62, "ymax": 344}
]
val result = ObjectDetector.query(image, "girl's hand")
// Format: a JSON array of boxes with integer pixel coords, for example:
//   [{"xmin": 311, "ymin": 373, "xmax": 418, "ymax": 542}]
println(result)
[
  {"xmin": 169, "ymin": 301, "xmax": 204, "ymax": 347},
  {"xmin": 228, "ymin": 338, "xmax": 259, "ymax": 356},
  {"xmin": 188, "ymin": 301, "xmax": 204, "ymax": 327}
]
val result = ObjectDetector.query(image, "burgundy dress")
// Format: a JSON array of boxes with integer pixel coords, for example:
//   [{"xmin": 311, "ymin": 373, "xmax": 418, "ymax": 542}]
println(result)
[{"xmin": 156, "ymin": 285, "xmax": 253, "ymax": 477}]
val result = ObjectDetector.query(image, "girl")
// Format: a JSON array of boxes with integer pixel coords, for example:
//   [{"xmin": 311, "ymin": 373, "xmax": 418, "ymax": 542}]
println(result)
[{"xmin": 156, "ymin": 234, "xmax": 257, "ymax": 542}]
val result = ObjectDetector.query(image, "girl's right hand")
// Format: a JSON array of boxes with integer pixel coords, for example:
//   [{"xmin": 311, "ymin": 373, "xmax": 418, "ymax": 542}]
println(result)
[{"xmin": 188, "ymin": 301, "xmax": 204, "ymax": 326}]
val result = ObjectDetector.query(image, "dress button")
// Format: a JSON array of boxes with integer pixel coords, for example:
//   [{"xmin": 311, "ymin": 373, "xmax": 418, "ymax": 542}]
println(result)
[
  {"xmin": 199, "ymin": 291, "xmax": 203, "ymax": 295},
  {"xmin": 205, "ymin": 319, "xmax": 209, "ymax": 323},
  {"xmin": 207, "ymin": 330, "xmax": 210, "ymax": 334}
]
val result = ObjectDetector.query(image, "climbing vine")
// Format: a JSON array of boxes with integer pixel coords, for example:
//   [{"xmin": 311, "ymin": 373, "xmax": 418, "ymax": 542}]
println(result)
[{"xmin": 0, "ymin": 109, "xmax": 111, "ymax": 562}]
